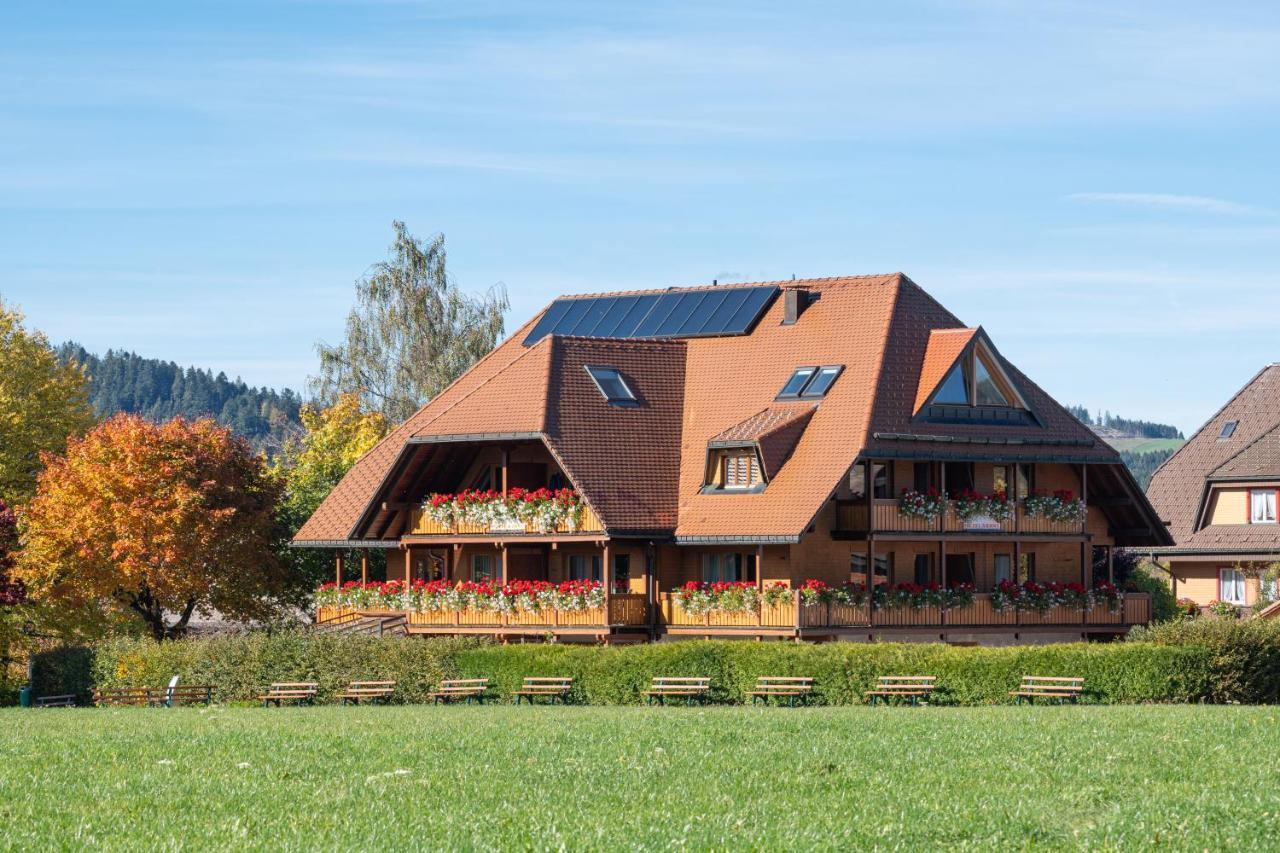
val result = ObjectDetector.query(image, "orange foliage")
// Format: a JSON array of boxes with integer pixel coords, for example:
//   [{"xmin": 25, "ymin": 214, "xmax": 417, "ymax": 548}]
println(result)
[{"xmin": 18, "ymin": 414, "xmax": 285, "ymax": 640}]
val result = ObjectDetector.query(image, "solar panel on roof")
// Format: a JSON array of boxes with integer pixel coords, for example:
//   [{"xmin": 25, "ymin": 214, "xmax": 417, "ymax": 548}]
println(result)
[{"xmin": 522, "ymin": 285, "xmax": 779, "ymax": 345}]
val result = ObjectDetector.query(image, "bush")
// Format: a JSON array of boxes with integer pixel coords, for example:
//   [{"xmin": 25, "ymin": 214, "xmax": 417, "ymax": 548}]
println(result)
[
  {"xmin": 45, "ymin": 631, "xmax": 1215, "ymax": 706},
  {"xmin": 1129, "ymin": 618, "xmax": 1280, "ymax": 704},
  {"xmin": 30, "ymin": 646, "xmax": 95, "ymax": 704},
  {"xmin": 1125, "ymin": 560, "xmax": 1179, "ymax": 623}
]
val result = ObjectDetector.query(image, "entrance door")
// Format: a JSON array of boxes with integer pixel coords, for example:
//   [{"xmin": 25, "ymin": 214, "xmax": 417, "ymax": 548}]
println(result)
[{"xmin": 945, "ymin": 553, "xmax": 975, "ymax": 586}]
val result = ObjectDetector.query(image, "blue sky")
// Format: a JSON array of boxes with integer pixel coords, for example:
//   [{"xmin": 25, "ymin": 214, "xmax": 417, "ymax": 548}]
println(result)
[{"xmin": 3, "ymin": 1, "xmax": 1278, "ymax": 434}]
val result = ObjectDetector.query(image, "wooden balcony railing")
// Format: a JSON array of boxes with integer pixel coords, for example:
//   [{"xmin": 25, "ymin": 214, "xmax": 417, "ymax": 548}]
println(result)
[
  {"xmin": 656, "ymin": 592, "xmax": 1150, "ymax": 631},
  {"xmin": 319, "ymin": 594, "xmax": 647, "ymax": 630},
  {"xmin": 408, "ymin": 504, "xmax": 606, "ymax": 536},
  {"xmin": 836, "ymin": 499, "xmax": 1084, "ymax": 536}
]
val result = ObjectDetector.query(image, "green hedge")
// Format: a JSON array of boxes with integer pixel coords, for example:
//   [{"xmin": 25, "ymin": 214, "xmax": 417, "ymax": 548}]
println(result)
[
  {"xmin": 1129, "ymin": 618, "xmax": 1280, "ymax": 704},
  {"xmin": 32, "ymin": 633, "xmax": 1214, "ymax": 706}
]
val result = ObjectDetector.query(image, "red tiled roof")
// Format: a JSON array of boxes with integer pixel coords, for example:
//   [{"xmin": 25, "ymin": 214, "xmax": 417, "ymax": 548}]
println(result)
[
  {"xmin": 1147, "ymin": 364, "xmax": 1280, "ymax": 553},
  {"xmin": 297, "ymin": 272, "xmax": 1164, "ymax": 546}
]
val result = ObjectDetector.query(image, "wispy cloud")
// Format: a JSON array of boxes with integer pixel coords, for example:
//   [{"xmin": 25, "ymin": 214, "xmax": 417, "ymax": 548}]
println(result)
[{"xmin": 1066, "ymin": 192, "xmax": 1270, "ymax": 216}]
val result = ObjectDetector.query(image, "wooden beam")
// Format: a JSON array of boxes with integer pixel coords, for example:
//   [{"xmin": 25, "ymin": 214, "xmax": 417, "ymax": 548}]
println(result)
[
  {"xmin": 335, "ymin": 552, "xmax": 344, "ymax": 586},
  {"xmin": 361, "ymin": 549, "xmax": 368, "ymax": 585},
  {"xmin": 501, "ymin": 448, "xmax": 510, "ymax": 497},
  {"xmin": 404, "ymin": 547, "xmax": 412, "ymax": 585},
  {"xmin": 500, "ymin": 544, "xmax": 508, "ymax": 585}
]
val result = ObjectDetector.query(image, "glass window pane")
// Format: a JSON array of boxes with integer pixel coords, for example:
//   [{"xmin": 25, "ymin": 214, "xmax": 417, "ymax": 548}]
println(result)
[
  {"xmin": 801, "ymin": 365, "xmax": 842, "ymax": 398},
  {"xmin": 933, "ymin": 363, "xmax": 968, "ymax": 404},
  {"xmin": 974, "ymin": 354, "xmax": 1011, "ymax": 406},
  {"xmin": 994, "ymin": 555, "xmax": 1012, "ymax": 583},
  {"xmin": 585, "ymin": 366, "xmax": 636, "ymax": 404},
  {"xmin": 779, "ymin": 367, "xmax": 816, "ymax": 397}
]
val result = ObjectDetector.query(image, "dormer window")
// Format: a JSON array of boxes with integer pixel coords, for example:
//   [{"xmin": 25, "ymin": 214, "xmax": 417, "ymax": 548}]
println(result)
[
  {"xmin": 777, "ymin": 365, "xmax": 843, "ymax": 400},
  {"xmin": 722, "ymin": 450, "xmax": 761, "ymax": 490},
  {"xmin": 1219, "ymin": 421, "xmax": 1238, "ymax": 440},
  {"xmin": 932, "ymin": 345, "xmax": 1020, "ymax": 408},
  {"xmin": 584, "ymin": 365, "xmax": 638, "ymax": 407}
]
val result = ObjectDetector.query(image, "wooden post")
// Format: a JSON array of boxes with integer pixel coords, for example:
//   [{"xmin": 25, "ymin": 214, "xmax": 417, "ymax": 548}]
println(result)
[
  {"xmin": 1014, "ymin": 540, "xmax": 1022, "ymax": 584},
  {"xmin": 1107, "ymin": 546, "xmax": 1114, "ymax": 585},
  {"xmin": 335, "ymin": 552, "xmax": 344, "ymax": 586},
  {"xmin": 499, "ymin": 544, "xmax": 508, "ymax": 585},
  {"xmin": 939, "ymin": 539, "xmax": 947, "ymax": 588},
  {"xmin": 501, "ymin": 448, "xmax": 510, "ymax": 497},
  {"xmin": 1080, "ymin": 541, "xmax": 1088, "ymax": 588},
  {"xmin": 1081, "ymin": 464, "xmax": 1089, "ymax": 534},
  {"xmin": 1013, "ymin": 463, "xmax": 1021, "ymax": 534},
  {"xmin": 864, "ymin": 460, "xmax": 873, "ymax": 531},
  {"xmin": 361, "ymin": 549, "xmax": 369, "ymax": 585},
  {"xmin": 404, "ymin": 548, "xmax": 411, "ymax": 585},
  {"xmin": 602, "ymin": 542, "xmax": 612, "ymax": 624},
  {"xmin": 756, "ymin": 544, "xmax": 765, "ymax": 591},
  {"xmin": 938, "ymin": 461, "xmax": 947, "ymax": 533},
  {"xmin": 867, "ymin": 537, "xmax": 876, "ymax": 627}
]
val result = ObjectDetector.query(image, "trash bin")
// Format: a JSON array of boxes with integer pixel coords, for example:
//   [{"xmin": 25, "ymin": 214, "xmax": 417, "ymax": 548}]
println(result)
[{"xmin": 19, "ymin": 685, "xmax": 32, "ymax": 708}]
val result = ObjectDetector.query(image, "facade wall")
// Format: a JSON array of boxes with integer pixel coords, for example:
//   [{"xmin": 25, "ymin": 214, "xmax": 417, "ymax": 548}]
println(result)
[
  {"xmin": 1168, "ymin": 560, "xmax": 1267, "ymax": 607},
  {"xmin": 1207, "ymin": 489, "xmax": 1249, "ymax": 526}
]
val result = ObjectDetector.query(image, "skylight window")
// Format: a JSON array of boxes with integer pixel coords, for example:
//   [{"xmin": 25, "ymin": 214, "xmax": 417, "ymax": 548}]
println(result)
[
  {"xmin": 777, "ymin": 365, "xmax": 843, "ymax": 400},
  {"xmin": 1219, "ymin": 421, "xmax": 1238, "ymax": 440},
  {"xmin": 584, "ymin": 365, "xmax": 638, "ymax": 406},
  {"xmin": 926, "ymin": 340, "xmax": 1024, "ymax": 410}
]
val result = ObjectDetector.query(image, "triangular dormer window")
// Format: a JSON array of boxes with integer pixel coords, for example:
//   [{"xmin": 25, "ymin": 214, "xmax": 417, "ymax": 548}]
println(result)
[{"xmin": 915, "ymin": 329, "xmax": 1036, "ymax": 426}]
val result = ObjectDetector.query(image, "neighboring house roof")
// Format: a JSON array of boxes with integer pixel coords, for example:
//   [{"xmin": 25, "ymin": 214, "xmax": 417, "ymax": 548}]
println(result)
[
  {"xmin": 297, "ymin": 273, "xmax": 1168, "ymax": 546},
  {"xmin": 1147, "ymin": 364, "xmax": 1280, "ymax": 555}
]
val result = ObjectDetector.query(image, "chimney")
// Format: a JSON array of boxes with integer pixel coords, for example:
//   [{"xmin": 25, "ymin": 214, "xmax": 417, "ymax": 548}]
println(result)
[{"xmin": 782, "ymin": 289, "xmax": 810, "ymax": 325}]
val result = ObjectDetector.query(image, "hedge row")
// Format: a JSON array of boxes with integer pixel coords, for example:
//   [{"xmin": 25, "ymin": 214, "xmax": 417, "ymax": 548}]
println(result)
[
  {"xmin": 1129, "ymin": 618, "xmax": 1280, "ymax": 704},
  {"xmin": 29, "ymin": 632, "xmax": 1214, "ymax": 706}
]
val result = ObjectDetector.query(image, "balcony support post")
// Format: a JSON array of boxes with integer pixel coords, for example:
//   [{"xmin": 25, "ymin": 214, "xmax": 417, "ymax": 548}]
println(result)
[
  {"xmin": 335, "ymin": 551, "xmax": 344, "ymax": 587},
  {"xmin": 404, "ymin": 547, "xmax": 411, "ymax": 585},
  {"xmin": 499, "ymin": 544, "xmax": 508, "ymax": 585},
  {"xmin": 501, "ymin": 448, "xmax": 509, "ymax": 497},
  {"xmin": 1107, "ymin": 546, "xmax": 1114, "ymax": 585},
  {"xmin": 867, "ymin": 537, "xmax": 876, "ymax": 627},
  {"xmin": 603, "ymin": 542, "xmax": 612, "ymax": 623},
  {"xmin": 938, "ymin": 461, "xmax": 946, "ymax": 534},
  {"xmin": 864, "ymin": 459, "xmax": 873, "ymax": 531},
  {"xmin": 361, "ymin": 549, "xmax": 368, "ymax": 585}
]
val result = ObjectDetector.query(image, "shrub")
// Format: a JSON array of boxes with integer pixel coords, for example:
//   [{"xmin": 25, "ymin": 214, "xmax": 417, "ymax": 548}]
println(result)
[
  {"xmin": 30, "ymin": 646, "xmax": 96, "ymax": 704},
  {"xmin": 1129, "ymin": 618, "xmax": 1280, "ymax": 704},
  {"xmin": 1124, "ymin": 560, "xmax": 1180, "ymax": 623},
  {"xmin": 45, "ymin": 632, "xmax": 1216, "ymax": 706}
]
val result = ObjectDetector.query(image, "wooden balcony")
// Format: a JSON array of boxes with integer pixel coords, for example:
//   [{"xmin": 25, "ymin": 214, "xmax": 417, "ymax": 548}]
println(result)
[
  {"xmin": 835, "ymin": 499, "xmax": 1084, "ymax": 537},
  {"xmin": 657, "ymin": 592, "xmax": 1150, "ymax": 634},
  {"xmin": 317, "ymin": 593, "xmax": 647, "ymax": 635},
  {"xmin": 407, "ymin": 504, "xmax": 606, "ymax": 537}
]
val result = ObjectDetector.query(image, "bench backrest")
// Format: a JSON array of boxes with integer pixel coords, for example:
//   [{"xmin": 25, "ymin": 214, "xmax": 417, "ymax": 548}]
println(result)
[
  {"xmin": 755, "ymin": 677, "xmax": 814, "ymax": 686},
  {"xmin": 522, "ymin": 677, "xmax": 573, "ymax": 687},
  {"xmin": 440, "ymin": 678, "xmax": 488, "ymax": 688},
  {"xmin": 1019, "ymin": 676, "xmax": 1083, "ymax": 691},
  {"xmin": 651, "ymin": 677, "xmax": 710, "ymax": 687},
  {"xmin": 268, "ymin": 682, "xmax": 318, "ymax": 691},
  {"xmin": 348, "ymin": 681, "xmax": 397, "ymax": 688},
  {"xmin": 876, "ymin": 676, "xmax": 936, "ymax": 687}
]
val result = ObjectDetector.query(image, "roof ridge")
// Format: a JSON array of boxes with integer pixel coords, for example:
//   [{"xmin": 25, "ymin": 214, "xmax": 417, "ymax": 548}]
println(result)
[
  {"xmin": 554, "ymin": 273, "xmax": 903, "ymax": 301},
  {"xmin": 1151, "ymin": 364, "xmax": 1280, "ymax": 484}
]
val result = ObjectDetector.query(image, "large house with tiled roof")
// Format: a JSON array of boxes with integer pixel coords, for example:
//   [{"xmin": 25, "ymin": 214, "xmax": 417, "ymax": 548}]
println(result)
[
  {"xmin": 297, "ymin": 274, "xmax": 1169, "ymax": 643},
  {"xmin": 1147, "ymin": 366, "xmax": 1280, "ymax": 612}
]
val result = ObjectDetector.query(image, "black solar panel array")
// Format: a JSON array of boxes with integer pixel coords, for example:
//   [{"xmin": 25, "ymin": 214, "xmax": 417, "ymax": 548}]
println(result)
[{"xmin": 523, "ymin": 285, "xmax": 780, "ymax": 346}]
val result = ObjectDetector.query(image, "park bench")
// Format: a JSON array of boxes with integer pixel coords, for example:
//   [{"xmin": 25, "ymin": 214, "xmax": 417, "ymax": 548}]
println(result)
[
  {"xmin": 511, "ymin": 677, "xmax": 573, "ymax": 705},
  {"xmin": 643, "ymin": 676, "xmax": 710, "ymax": 706},
  {"xmin": 259, "ymin": 682, "xmax": 319, "ymax": 707},
  {"xmin": 338, "ymin": 680, "xmax": 396, "ymax": 705},
  {"xmin": 1010, "ymin": 676, "xmax": 1084, "ymax": 705},
  {"xmin": 94, "ymin": 687, "xmax": 159, "ymax": 707},
  {"xmin": 746, "ymin": 676, "xmax": 814, "ymax": 706},
  {"xmin": 35, "ymin": 694, "xmax": 76, "ymax": 708},
  {"xmin": 864, "ymin": 676, "xmax": 936, "ymax": 706},
  {"xmin": 160, "ymin": 682, "xmax": 214, "ymax": 707},
  {"xmin": 427, "ymin": 678, "xmax": 490, "ymax": 705}
]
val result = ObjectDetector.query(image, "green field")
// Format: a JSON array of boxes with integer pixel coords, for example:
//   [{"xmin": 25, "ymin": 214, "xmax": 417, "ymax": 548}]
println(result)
[
  {"xmin": 3, "ymin": 706, "xmax": 1279, "ymax": 850},
  {"xmin": 1106, "ymin": 437, "xmax": 1185, "ymax": 454}
]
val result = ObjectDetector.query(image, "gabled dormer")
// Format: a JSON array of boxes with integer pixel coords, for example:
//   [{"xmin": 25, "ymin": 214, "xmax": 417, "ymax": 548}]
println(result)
[
  {"xmin": 913, "ymin": 327, "xmax": 1037, "ymax": 426},
  {"xmin": 701, "ymin": 404, "xmax": 817, "ymax": 494}
]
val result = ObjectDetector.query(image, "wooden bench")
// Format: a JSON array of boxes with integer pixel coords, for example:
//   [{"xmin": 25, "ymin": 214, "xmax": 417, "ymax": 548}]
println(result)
[
  {"xmin": 427, "ymin": 678, "xmax": 490, "ymax": 705},
  {"xmin": 338, "ymin": 680, "xmax": 396, "ymax": 705},
  {"xmin": 643, "ymin": 676, "xmax": 710, "ymax": 706},
  {"xmin": 864, "ymin": 676, "xmax": 936, "ymax": 706},
  {"xmin": 161, "ymin": 684, "xmax": 214, "ymax": 707},
  {"xmin": 746, "ymin": 677, "xmax": 814, "ymax": 706},
  {"xmin": 259, "ymin": 682, "xmax": 319, "ymax": 707},
  {"xmin": 512, "ymin": 677, "xmax": 573, "ymax": 705},
  {"xmin": 1011, "ymin": 676, "xmax": 1084, "ymax": 705},
  {"xmin": 94, "ymin": 687, "xmax": 159, "ymax": 707},
  {"xmin": 35, "ymin": 694, "xmax": 76, "ymax": 708}
]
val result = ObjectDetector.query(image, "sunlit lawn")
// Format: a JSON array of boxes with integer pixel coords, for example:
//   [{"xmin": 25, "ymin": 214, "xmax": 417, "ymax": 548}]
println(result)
[{"xmin": 2, "ymin": 705, "xmax": 1278, "ymax": 850}]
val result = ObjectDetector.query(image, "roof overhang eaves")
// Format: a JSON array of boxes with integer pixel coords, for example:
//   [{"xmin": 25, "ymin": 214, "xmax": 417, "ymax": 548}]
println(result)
[
  {"xmin": 1144, "ymin": 548, "xmax": 1280, "ymax": 559},
  {"xmin": 290, "ymin": 539, "xmax": 402, "ymax": 549},
  {"xmin": 873, "ymin": 431, "xmax": 1098, "ymax": 450},
  {"xmin": 674, "ymin": 535, "xmax": 801, "ymax": 545},
  {"xmin": 407, "ymin": 431, "xmax": 546, "ymax": 444}
]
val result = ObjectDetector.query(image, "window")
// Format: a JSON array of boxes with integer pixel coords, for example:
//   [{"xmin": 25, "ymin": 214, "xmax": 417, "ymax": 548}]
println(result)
[
  {"xmin": 993, "ymin": 463, "xmax": 1034, "ymax": 499},
  {"xmin": 471, "ymin": 554, "xmax": 495, "ymax": 582},
  {"xmin": 1251, "ymin": 489, "xmax": 1277, "ymax": 524},
  {"xmin": 850, "ymin": 461, "xmax": 892, "ymax": 498},
  {"xmin": 994, "ymin": 554, "xmax": 1013, "ymax": 584},
  {"xmin": 1219, "ymin": 421, "xmax": 1238, "ymax": 440},
  {"xmin": 568, "ymin": 554, "xmax": 602, "ymax": 582},
  {"xmin": 584, "ymin": 365, "xmax": 638, "ymax": 406},
  {"xmin": 973, "ymin": 350, "xmax": 1011, "ymax": 406},
  {"xmin": 933, "ymin": 363, "xmax": 969, "ymax": 404},
  {"xmin": 720, "ymin": 451, "xmax": 761, "ymax": 490},
  {"xmin": 1020, "ymin": 552, "xmax": 1037, "ymax": 583},
  {"xmin": 913, "ymin": 554, "xmax": 933, "ymax": 585},
  {"xmin": 777, "ymin": 365, "xmax": 843, "ymax": 399},
  {"xmin": 850, "ymin": 553, "xmax": 892, "ymax": 584},
  {"xmin": 926, "ymin": 341, "xmax": 1023, "ymax": 410},
  {"xmin": 944, "ymin": 461, "xmax": 975, "ymax": 494},
  {"xmin": 701, "ymin": 553, "xmax": 757, "ymax": 583},
  {"xmin": 913, "ymin": 462, "xmax": 933, "ymax": 493},
  {"xmin": 1219, "ymin": 568, "xmax": 1246, "ymax": 605},
  {"xmin": 612, "ymin": 554, "xmax": 631, "ymax": 592}
]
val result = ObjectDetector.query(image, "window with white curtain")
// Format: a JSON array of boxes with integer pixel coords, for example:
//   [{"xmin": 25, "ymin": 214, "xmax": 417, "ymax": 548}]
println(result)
[
  {"xmin": 1251, "ymin": 490, "xmax": 1277, "ymax": 524},
  {"xmin": 701, "ymin": 553, "xmax": 757, "ymax": 583},
  {"xmin": 1219, "ymin": 568, "xmax": 1246, "ymax": 605}
]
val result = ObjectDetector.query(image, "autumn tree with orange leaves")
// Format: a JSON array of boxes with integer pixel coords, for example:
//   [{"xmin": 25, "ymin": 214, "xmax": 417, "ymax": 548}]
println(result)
[{"xmin": 17, "ymin": 414, "xmax": 286, "ymax": 641}]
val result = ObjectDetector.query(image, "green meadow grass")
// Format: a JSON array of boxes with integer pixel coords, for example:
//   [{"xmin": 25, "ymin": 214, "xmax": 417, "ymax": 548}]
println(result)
[
  {"xmin": 2, "ymin": 705, "xmax": 1278, "ymax": 850},
  {"xmin": 1105, "ymin": 437, "xmax": 1185, "ymax": 454}
]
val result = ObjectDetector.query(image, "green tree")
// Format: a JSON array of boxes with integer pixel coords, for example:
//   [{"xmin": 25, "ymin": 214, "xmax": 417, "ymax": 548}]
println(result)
[
  {"xmin": 273, "ymin": 394, "xmax": 390, "ymax": 590},
  {"xmin": 311, "ymin": 222, "xmax": 509, "ymax": 422},
  {"xmin": 0, "ymin": 301, "xmax": 96, "ymax": 503}
]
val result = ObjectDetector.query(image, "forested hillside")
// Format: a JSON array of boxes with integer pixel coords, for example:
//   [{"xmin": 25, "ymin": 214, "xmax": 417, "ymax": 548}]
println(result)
[
  {"xmin": 1068, "ymin": 405, "xmax": 1184, "ymax": 489},
  {"xmin": 57, "ymin": 344, "xmax": 303, "ymax": 452}
]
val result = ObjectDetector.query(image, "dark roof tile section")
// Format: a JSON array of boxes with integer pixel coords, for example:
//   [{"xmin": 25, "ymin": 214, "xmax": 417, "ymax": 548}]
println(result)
[{"xmin": 1148, "ymin": 364, "xmax": 1280, "ymax": 552}]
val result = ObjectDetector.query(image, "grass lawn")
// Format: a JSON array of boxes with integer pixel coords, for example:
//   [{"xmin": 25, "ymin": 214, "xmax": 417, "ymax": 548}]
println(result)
[
  {"xmin": 1105, "ymin": 437, "xmax": 1185, "ymax": 454},
  {"xmin": 3, "ymin": 705, "xmax": 1279, "ymax": 850}
]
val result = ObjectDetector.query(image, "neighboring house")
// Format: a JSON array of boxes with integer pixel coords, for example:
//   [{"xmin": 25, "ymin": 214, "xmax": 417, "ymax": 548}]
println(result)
[
  {"xmin": 1146, "ymin": 365, "xmax": 1280, "ymax": 611},
  {"xmin": 295, "ymin": 274, "xmax": 1169, "ymax": 643}
]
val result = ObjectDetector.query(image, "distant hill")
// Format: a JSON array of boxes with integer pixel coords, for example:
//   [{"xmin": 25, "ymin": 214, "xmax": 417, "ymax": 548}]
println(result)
[
  {"xmin": 1068, "ymin": 405, "xmax": 1184, "ymax": 489},
  {"xmin": 57, "ymin": 344, "xmax": 303, "ymax": 454}
]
